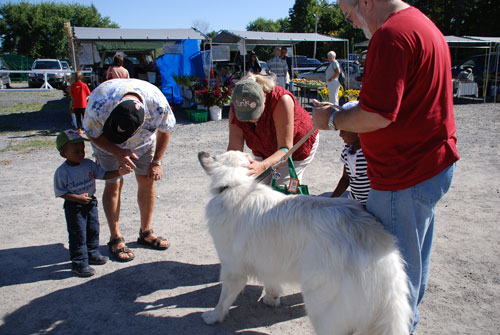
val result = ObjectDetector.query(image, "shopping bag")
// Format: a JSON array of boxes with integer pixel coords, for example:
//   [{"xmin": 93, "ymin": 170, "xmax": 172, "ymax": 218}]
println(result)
[{"xmin": 271, "ymin": 156, "xmax": 309, "ymax": 195}]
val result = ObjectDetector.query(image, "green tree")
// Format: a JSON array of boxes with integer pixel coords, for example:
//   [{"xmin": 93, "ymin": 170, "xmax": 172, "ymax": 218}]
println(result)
[
  {"xmin": 247, "ymin": 17, "xmax": 284, "ymax": 32},
  {"xmin": 246, "ymin": 17, "xmax": 289, "ymax": 62},
  {"xmin": 0, "ymin": 2, "xmax": 117, "ymax": 59},
  {"xmin": 408, "ymin": 0, "xmax": 500, "ymax": 37},
  {"xmin": 288, "ymin": 0, "xmax": 358, "ymax": 59}
]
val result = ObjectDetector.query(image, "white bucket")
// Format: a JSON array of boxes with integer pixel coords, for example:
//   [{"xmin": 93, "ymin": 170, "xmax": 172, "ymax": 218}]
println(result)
[{"xmin": 209, "ymin": 106, "xmax": 222, "ymax": 121}]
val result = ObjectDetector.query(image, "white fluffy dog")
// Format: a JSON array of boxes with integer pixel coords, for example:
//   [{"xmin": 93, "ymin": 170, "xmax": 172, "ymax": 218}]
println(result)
[{"xmin": 198, "ymin": 150, "xmax": 411, "ymax": 335}]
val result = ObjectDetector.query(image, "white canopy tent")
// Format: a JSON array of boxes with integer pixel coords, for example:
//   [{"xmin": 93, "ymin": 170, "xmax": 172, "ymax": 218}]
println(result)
[
  {"xmin": 465, "ymin": 36, "xmax": 500, "ymax": 102},
  {"xmin": 353, "ymin": 35, "xmax": 500, "ymax": 102},
  {"xmin": 212, "ymin": 30, "xmax": 349, "ymax": 76}
]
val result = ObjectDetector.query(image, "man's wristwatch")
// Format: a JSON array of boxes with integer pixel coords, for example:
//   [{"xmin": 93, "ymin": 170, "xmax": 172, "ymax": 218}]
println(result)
[
  {"xmin": 151, "ymin": 160, "xmax": 162, "ymax": 166},
  {"xmin": 328, "ymin": 110, "xmax": 340, "ymax": 131}
]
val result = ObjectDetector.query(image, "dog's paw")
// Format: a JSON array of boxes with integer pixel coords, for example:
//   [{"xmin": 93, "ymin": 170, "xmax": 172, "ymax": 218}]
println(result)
[
  {"xmin": 262, "ymin": 294, "xmax": 281, "ymax": 307},
  {"xmin": 202, "ymin": 310, "xmax": 222, "ymax": 325}
]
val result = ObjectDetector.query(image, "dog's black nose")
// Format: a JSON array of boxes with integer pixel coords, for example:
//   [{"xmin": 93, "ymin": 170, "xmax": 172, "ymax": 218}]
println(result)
[
  {"xmin": 198, "ymin": 152, "xmax": 210, "ymax": 160},
  {"xmin": 198, "ymin": 152, "xmax": 212, "ymax": 164}
]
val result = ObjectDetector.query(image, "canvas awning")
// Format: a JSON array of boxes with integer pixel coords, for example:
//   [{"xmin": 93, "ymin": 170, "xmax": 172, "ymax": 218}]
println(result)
[
  {"xmin": 73, "ymin": 27, "xmax": 206, "ymax": 41},
  {"xmin": 212, "ymin": 30, "xmax": 346, "ymax": 46}
]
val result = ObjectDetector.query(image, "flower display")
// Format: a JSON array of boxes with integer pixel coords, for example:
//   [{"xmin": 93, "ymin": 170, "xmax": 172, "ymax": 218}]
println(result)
[
  {"xmin": 194, "ymin": 77, "xmax": 234, "ymax": 108},
  {"xmin": 339, "ymin": 85, "xmax": 360, "ymax": 104},
  {"xmin": 319, "ymin": 87, "xmax": 329, "ymax": 101}
]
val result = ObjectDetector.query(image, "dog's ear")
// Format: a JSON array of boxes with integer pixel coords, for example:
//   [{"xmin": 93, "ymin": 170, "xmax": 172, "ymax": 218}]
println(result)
[{"xmin": 198, "ymin": 151, "xmax": 216, "ymax": 175}]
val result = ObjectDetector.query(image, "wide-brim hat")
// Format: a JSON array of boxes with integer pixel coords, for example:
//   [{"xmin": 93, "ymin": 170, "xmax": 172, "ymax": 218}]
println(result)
[{"xmin": 103, "ymin": 98, "xmax": 145, "ymax": 144}]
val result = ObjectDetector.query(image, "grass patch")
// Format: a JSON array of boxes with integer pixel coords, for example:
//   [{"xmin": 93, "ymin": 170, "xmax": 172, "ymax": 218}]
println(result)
[
  {"xmin": 0, "ymin": 102, "xmax": 67, "ymax": 115},
  {"xmin": 0, "ymin": 91, "xmax": 62, "ymax": 98},
  {"xmin": 0, "ymin": 138, "xmax": 54, "ymax": 153}
]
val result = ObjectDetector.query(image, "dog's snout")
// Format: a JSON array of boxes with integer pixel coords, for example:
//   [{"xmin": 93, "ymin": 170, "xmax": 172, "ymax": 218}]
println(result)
[{"xmin": 198, "ymin": 151, "xmax": 211, "ymax": 161}]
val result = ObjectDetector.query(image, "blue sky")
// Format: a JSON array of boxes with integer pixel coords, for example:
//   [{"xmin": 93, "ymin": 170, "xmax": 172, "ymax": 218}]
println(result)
[{"xmin": 5, "ymin": 0, "xmax": 297, "ymax": 32}]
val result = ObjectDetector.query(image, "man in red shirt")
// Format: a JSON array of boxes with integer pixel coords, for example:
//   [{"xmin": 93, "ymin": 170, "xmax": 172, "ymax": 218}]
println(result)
[
  {"xmin": 313, "ymin": 0, "xmax": 459, "ymax": 333},
  {"xmin": 70, "ymin": 71, "xmax": 91, "ymax": 133}
]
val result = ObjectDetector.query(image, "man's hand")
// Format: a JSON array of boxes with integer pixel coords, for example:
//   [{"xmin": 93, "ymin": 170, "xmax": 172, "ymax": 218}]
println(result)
[
  {"xmin": 148, "ymin": 163, "xmax": 163, "ymax": 181},
  {"xmin": 312, "ymin": 99, "xmax": 341, "ymax": 130},
  {"xmin": 116, "ymin": 149, "xmax": 139, "ymax": 169}
]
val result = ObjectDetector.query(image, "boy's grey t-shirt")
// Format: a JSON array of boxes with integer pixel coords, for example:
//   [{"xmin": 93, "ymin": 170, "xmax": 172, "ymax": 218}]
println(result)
[{"xmin": 54, "ymin": 158, "xmax": 106, "ymax": 198}]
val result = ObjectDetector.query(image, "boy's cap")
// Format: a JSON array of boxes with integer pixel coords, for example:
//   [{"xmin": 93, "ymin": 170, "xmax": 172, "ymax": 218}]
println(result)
[
  {"xmin": 231, "ymin": 79, "xmax": 265, "ymax": 122},
  {"xmin": 342, "ymin": 100, "xmax": 359, "ymax": 110},
  {"xmin": 56, "ymin": 129, "xmax": 85, "ymax": 151},
  {"xmin": 103, "ymin": 98, "xmax": 145, "ymax": 144}
]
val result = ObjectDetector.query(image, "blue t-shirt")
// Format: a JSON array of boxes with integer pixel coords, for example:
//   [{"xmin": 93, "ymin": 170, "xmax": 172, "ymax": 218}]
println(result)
[{"xmin": 54, "ymin": 158, "xmax": 106, "ymax": 198}]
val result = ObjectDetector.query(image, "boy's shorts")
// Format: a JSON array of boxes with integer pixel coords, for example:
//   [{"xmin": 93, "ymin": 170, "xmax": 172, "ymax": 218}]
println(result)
[{"xmin": 94, "ymin": 145, "xmax": 154, "ymax": 183}]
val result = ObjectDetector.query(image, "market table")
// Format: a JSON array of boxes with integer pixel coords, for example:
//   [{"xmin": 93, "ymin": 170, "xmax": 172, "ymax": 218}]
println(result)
[
  {"xmin": 453, "ymin": 80, "xmax": 478, "ymax": 98},
  {"xmin": 293, "ymin": 82, "xmax": 326, "ymax": 106}
]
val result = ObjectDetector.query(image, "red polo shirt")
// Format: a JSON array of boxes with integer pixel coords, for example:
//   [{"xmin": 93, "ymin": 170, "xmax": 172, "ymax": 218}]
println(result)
[{"xmin": 359, "ymin": 7, "xmax": 459, "ymax": 191}]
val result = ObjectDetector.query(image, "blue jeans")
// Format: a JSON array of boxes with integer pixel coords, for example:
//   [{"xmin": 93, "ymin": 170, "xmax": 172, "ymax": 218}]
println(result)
[
  {"xmin": 366, "ymin": 163, "xmax": 455, "ymax": 333},
  {"xmin": 64, "ymin": 197, "xmax": 100, "ymax": 269}
]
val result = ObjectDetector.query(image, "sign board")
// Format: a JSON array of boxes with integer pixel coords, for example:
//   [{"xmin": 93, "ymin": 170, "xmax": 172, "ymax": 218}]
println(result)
[
  {"xmin": 77, "ymin": 43, "xmax": 101, "ymax": 65},
  {"xmin": 238, "ymin": 40, "xmax": 246, "ymax": 55},
  {"xmin": 163, "ymin": 43, "xmax": 183, "ymax": 54},
  {"xmin": 212, "ymin": 45, "xmax": 230, "ymax": 61}
]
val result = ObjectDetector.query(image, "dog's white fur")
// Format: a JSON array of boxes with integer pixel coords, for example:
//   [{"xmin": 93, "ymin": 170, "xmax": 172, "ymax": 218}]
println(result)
[{"xmin": 198, "ymin": 151, "xmax": 411, "ymax": 335}]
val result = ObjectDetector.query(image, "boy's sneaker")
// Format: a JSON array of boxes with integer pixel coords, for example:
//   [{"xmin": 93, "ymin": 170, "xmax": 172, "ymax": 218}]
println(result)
[
  {"xmin": 89, "ymin": 255, "xmax": 109, "ymax": 265},
  {"xmin": 71, "ymin": 266, "xmax": 96, "ymax": 277}
]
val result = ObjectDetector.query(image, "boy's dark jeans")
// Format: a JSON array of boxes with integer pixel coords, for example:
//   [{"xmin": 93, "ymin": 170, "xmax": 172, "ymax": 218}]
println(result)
[{"xmin": 64, "ymin": 197, "xmax": 100, "ymax": 269}]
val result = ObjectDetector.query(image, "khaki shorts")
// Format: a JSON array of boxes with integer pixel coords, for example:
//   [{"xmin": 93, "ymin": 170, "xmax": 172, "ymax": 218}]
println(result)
[{"xmin": 94, "ymin": 145, "xmax": 154, "ymax": 183}]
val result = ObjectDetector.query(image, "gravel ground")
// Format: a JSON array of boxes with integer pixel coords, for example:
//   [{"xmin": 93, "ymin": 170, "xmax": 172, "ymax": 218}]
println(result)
[{"xmin": 0, "ymin": 89, "xmax": 499, "ymax": 335}]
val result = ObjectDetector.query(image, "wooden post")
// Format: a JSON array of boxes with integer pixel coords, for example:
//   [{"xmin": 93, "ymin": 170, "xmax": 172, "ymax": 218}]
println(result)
[{"xmin": 64, "ymin": 22, "xmax": 79, "ymax": 71}]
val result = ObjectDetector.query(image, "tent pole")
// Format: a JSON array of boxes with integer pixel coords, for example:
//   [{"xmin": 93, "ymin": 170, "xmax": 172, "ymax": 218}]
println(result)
[{"xmin": 484, "ymin": 43, "xmax": 491, "ymax": 103}]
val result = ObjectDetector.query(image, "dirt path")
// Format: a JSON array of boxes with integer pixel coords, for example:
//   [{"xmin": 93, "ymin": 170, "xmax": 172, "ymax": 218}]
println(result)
[{"xmin": 0, "ymin": 91, "xmax": 499, "ymax": 334}]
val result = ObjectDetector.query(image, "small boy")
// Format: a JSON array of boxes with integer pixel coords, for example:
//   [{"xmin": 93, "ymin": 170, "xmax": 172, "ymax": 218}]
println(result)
[
  {"xmin": 331, "ymin": 101, "xmax": 371, "ymax": 204},
  {"xmin": 54, "ymin": 130, "xmax": 131, "ymax": 277}
]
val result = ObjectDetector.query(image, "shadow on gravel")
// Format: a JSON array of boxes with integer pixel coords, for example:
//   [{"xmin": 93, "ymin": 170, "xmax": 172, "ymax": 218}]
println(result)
[
  {"xmin": 0, "ymin": 97, "xmax": 71, "ymax": 135},
  {"xmin": 0, "ymin": 247, "xmax": 306, "ymax": 334},
  {"xmin": 0, "ymin": 243, "xmax": 73, "ymax": 286}
]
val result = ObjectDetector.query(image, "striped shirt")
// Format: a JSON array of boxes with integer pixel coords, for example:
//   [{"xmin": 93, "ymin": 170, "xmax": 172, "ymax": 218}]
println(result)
[
  {"xmin": 267, "ymin": 56, "xmax": 288, "ymax": 78},
  {"xmin": 340, "ymin": 145, "xmax": 371, "ymax": 204}
]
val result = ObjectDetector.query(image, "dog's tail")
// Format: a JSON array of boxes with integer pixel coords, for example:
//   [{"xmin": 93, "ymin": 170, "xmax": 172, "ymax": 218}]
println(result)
[{"xmin": 371, "ymin": 251, "xmax": 413, "ymax": 335}]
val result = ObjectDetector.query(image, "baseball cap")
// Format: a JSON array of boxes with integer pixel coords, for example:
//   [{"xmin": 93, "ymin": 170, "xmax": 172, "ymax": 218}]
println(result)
[
  {"xmin": 56, "ymin": 129, "xmax": 86, "ymax": 151},
  {"xmin": 231, "ymin": 79, "xmax": 265, "ymax": 121},
  {"xmin": 103, "ymin": 98, "xmax": 145, "ymax": 144}
]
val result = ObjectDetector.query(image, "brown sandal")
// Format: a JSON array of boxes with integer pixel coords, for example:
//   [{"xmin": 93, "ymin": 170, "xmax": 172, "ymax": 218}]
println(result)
[
  {"xmin": 137, "ymin": 229, "xmax": 170, "ymax": 250},
  {"xmin": 107, "ymin": 236, "xmax": 135, "ymax": 262}
]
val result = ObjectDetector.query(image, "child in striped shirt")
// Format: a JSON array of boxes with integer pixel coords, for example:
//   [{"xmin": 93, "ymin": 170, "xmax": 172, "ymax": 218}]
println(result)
[{"xmin": 331, "ymin": 129, "xmax": 371, "ymax": 204}]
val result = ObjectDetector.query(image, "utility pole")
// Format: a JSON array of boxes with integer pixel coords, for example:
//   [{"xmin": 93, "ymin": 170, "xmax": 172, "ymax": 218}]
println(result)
[{"xmin": 313, "ymin": 14, "xmax": 319, "ymax": 59}]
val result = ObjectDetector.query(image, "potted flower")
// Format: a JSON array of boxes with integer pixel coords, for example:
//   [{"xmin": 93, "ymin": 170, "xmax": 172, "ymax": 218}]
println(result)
[{"xmin": 195, "ymin": 77, "xmax": 234, "ymax": 120}]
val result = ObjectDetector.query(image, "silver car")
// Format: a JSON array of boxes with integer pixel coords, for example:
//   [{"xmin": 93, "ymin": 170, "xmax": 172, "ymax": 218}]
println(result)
[
  {"xmin": 298, "ymin": 60, "xmax": 362, "ymax": 90},
  {"xmin": 28, "ymin": 59, "xmax": 65, "ymax": 89}
]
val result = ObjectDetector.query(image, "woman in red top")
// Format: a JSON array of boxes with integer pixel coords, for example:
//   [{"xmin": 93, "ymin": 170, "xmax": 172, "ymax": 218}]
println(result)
[
  {"xmin": 228, "ymin": 74, "xmax": 319, "ymax": 186},
  {"xmin": 70, "ymin": 71, "xmax": 91, "ymax": 133}
]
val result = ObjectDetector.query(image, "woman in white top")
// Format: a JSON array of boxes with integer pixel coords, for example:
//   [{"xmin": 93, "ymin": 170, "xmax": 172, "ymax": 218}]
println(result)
[{"xmin": 325, "ymin": 51, "xmax": 341, "ymax": 105}]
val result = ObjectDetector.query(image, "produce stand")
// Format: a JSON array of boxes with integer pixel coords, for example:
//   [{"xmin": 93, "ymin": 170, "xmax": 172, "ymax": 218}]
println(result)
[{"xmin": 292, "ymin": 79, "xmax": 326, "ymax": 106}]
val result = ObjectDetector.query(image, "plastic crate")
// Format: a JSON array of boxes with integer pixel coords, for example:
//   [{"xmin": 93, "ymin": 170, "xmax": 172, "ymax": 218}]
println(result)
[{"xmin": 185, "ymin": 109, "xmax": 208, "ymax": 123}]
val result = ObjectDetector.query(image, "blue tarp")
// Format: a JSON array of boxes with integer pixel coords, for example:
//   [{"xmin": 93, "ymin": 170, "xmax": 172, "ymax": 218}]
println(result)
[{"xmin": 156, "ymin": 40, "xmax": 204, "ymax": 105}]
